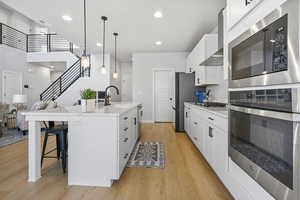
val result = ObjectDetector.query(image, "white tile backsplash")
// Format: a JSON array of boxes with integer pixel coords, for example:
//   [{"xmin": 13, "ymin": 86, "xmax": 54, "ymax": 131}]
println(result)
[{"xmin": 206, "ymin": 67, "xmax": 228, "ymax": 104}]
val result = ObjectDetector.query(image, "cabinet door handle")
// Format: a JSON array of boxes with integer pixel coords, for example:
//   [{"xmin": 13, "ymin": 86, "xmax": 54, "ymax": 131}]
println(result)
[
  {"xmin": 186, "ymin": 112, "xmax": 188, "ymax": 118},
  {"xmin": 134, "ymin": 117, "xmax": 137, "ymax": 125},
  {"xmin": 123, "ymin": 138, "xmax": 128, "ymax": 142},
  {"xmin": 189, "ymin": 68, "xmax": 192, "ymax": 72},
  {"xmin": 124, "ymin": 117, "xmax": 128, "ymax": 120},
  {"xmin": 194, "ymin": 121, "xmax": 198, "ymax": 125},
  {"xmin": 194, "ymin": 137, "xmax": 198, "ymax": 141},
  {"xmin": 208, "ymin": 117, "xmax": 214, "ymax": 121},
  {"xmin": 124, "ymin": 127, "xmax": 128, "ymax": 131},
  {"xmin": 209, "ymin": 127, "xmax": 213, "ymax": 138},
  {"xmin": 197, "ymin": 78, "xmax": 200, "ymax": 84},
  {"xmin": 124, "ymin": 153, "xmax": 129, "ymax": 159}
]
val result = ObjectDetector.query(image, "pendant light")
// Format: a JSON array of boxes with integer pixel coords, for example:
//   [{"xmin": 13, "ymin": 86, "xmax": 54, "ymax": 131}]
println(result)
[
  {"xmin": 113, "ymin": 32, "xmax": 119, "ymax": 79},
  {"xmin": 81, "ymin": 0, "xmax": 90, "ymax": 70},
  {"xmin": 101, "ymin": 16, "xmax": 108, "ymax": 74}
]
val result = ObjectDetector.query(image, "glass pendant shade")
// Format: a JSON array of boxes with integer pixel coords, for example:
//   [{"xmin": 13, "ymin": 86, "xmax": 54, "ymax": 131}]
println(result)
[
  {"xmin": 101, "ymin": 66, "xmax": 107, "ymax": 74},
  {"xmin": 113, "ymin": 72, "xmax": 118, "ymax": 79},
  {"xmin": 81, "ymin": 55, "xmax": 90, "ymax": 68}
]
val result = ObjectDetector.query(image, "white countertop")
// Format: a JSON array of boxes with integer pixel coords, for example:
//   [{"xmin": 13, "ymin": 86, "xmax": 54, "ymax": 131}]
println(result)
[
  {"xmin": 185, "ymin": 102, "xmax": 228, "ymax": 118},
  {"xmin": 22, "ymin": 102, "xmax": 142, "ymax": 118}
]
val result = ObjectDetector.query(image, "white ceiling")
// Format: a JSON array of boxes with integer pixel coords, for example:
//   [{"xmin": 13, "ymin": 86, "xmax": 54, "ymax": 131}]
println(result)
[{"xmin": 2, "ymin": 0, "xmax": 226, "ymax": 62}]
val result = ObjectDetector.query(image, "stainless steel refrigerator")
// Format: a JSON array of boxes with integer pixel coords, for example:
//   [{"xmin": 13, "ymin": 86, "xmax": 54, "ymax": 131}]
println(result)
[{"xmin": 175, "ymin": 72, "xmax": 203, "ymax": 132}]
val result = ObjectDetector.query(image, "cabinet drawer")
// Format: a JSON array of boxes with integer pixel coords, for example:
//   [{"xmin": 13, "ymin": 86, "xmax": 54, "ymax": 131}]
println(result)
[{"xmin": 206, "ymin": 113, "xmax": 227, "ymax": 131}]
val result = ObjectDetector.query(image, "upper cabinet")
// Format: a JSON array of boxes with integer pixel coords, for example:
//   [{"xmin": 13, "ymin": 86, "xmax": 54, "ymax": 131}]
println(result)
[
  {"xmin": 186, "ymin": 33, "xmax": 220, "ymax": 86},
  {"xmin": 186, "ymin": 34, "xmax": 218, "ymax": 74},
  {"xmin": 227, "ymin": 0, "xmax": 263, "ymax": 30}
]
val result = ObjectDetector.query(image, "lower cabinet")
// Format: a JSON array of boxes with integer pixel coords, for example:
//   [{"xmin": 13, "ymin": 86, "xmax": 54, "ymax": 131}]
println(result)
[
  {"xmin": 118, "ymin": 108, "xmax": 138, "ymax": 177},
  {"xmin": 184, "ymin": 105, "xmax": 191, "ymax": 135},
  {"xmin": 187, "ymin": 106, "xmax": 228, "ymax": 183}
]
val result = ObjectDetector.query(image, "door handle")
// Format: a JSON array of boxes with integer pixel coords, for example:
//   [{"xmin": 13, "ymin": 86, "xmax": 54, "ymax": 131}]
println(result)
[
  {"xmin": 208, "ymin": 117, "xmax": 214, "ymax": 121},
  {"xmin": 124, "ymin": 117, "xmax": 128, "ymax": 120},
  {"xmin": 134, "ymin": 117, "xmax": 137, "ymax": 125},
  {"xmin": 209, "ymin": 127, "xmax": 213, "ymax": 138},
  {"xmin": 124, "ymin": 127, "xmax": 128, "ymax": 131},
  {"xmin": 194, "ymin": 122, "xmax": 198, "ymax": 125},
  {"xmin": 194, "ymin": 137, "xmax": 198, "ymax": 141},
  {"xmin": 123, "ymin": 138, "xmax": 128, "ymax": 142},
  {"xmin": 124, "ymin": 153, "xmax": 129, "ymax": 159}
]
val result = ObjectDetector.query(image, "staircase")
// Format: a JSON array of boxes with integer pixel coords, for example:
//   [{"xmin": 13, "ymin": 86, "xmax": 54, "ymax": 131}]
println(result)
[{"xmin": 0, "ymin": 22, "xmax": 86, "ymax": 102}]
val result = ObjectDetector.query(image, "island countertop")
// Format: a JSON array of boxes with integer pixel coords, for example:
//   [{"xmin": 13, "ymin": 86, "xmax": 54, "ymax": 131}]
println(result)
[{"xmin": 22, "ymin": 102, "xmax": 142, "ymax": 118}]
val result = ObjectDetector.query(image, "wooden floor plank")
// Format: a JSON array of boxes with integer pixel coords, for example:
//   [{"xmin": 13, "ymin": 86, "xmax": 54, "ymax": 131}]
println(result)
[{"xmin": 0, "ymin": 123, "xmax": 233, "ymax": 200}]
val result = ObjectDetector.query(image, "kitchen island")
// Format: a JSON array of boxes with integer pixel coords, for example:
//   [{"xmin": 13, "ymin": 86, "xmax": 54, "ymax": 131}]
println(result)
[{"xmin": 23, "ymin": 102, "xmax": 141, "ymax": 187}]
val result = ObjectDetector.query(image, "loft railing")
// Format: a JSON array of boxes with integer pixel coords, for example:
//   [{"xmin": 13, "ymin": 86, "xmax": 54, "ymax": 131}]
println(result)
[
  {"xmin": 0, "ymin": 22, "xmax": 87, "ymax": 102},
  {"xmin": 27, "ymin": 34, "xmax": 78, "ymax": 54},
  {"xmin": 0, "ymin": 23, "xmax": 27, "ymax": 51},
  {"xmin": 40, "ymin": 59, "xmax": 83, "ymax": 102},
  {"xmin": 0, "ymin": 22, "xmax": 80, "ymax": 56}
]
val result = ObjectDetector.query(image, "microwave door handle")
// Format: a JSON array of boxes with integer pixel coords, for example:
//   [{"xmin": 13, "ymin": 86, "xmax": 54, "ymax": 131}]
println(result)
[{"xmin": 229, "ymin": 105, "xmax": 299, "ymax": 122}]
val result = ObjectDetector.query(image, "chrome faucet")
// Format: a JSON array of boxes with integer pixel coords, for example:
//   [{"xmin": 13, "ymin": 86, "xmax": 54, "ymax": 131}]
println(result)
[{"xmin": 104, "ymin": 85, "xmax": 120, "ymax": 106}]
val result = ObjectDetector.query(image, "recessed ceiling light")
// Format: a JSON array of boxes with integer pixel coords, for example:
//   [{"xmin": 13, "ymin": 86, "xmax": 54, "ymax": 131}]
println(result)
[
  {"xmin": 155, "ymin": 41, "xmax": 162, "ymax": 46},
  {"xmin": 62, "ymin": 15, "xmax": 72, "ymax": 22},
  {"xmin": 154, "ymin": 11, "xmax": 163, "ymax": 18},
  {"xmin": 96, "ymin": 42, "xmax": 102, "ymax": 47}
]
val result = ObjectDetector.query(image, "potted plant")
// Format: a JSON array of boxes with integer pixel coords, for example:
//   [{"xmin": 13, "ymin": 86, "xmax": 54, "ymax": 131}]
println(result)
[{"xmin": 80, "ymin": 89, "xmax": 96, "ymax": 112}]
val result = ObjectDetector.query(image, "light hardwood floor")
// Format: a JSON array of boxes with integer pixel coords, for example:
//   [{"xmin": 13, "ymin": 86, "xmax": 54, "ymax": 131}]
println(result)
[{"xmin": 0, "ymin": 123, "xmax": 233, "ymax": 200}]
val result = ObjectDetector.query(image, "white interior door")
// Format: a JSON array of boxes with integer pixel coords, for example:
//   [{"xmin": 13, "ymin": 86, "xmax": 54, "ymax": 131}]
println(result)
[
  {"xmin": 2, "ymin": 71, "xmax": 22, "ymax": 104},
  {"xmin": 154, "ymin": 69, "xmax": 174, "ymax": 122}
]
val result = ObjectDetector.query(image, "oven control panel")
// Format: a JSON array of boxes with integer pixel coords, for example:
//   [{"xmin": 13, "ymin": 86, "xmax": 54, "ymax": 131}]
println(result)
[{"xmin": 230, "ymin": 88, "xmax": 292, "ymax": 112}]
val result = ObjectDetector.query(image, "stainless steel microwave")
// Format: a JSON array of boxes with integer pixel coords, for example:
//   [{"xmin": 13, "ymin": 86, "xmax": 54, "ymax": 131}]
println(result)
[{"xmin": 229, "ymin": 0, "xmax": 300, "ymax": 88}]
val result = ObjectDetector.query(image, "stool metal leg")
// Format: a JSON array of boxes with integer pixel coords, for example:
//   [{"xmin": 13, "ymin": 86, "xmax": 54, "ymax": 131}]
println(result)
[
  {"xmin": 41, "ymin": 133, "xmax": 49, "ymax": 167},
  {"xmin": 56, "ymin": 135, "xmax": 61, "ymax": 160}
]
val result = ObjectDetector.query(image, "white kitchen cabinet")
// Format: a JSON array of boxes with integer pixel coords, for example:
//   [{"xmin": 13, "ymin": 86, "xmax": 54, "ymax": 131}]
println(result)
[
  {"xmin": 118, "ymin": 108, "xmax": 139, "ymax": 177},
  {"xmin": 208, "ymin": 124, "xmax": 228, "ymax": 180},
  {"xmin": 190, "ymin": 109, "xmax": 205, "ymax": 153},
  {"xmin": 195, "ymin": 66, "xmax": 220, "ymax": 86},
  {"xmin": 186, "ymin": 53, "xmax": 194, "ymax": 73},
  {"xmin": 186, "ymin": 34, "xmax": 218, "ymax": 74},
  {"xmin": 184, "ymin": 105, "xmax": 190, "ymax": 134},
  {"xmin": 185, "ymin": 103, "xmax": 228, "ymax": 181}
]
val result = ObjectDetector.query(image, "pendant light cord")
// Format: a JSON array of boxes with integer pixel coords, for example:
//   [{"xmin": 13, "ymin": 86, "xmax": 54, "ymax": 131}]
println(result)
[
  {"xmin": 83, "ymin": 0, "xmax": 87, "ymax": 56},
  {"xmin": 114, "ymin": 33, "xmax": 118, "ymax": 73},
  {"xmin": 101, "ymin": 16, "xmax": 107, "ymax": 68}
]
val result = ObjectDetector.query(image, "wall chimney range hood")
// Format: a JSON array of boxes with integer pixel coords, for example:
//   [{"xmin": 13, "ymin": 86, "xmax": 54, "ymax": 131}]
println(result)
[{"xmin": 200, "ymin": 9, "xmax": 224, "ymax": 66}]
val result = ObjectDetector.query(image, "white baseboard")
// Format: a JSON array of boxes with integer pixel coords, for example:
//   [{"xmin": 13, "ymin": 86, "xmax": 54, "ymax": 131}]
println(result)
[{"xmin": 141, "ymin": 120, "xmax": 154, "ymax": 123}]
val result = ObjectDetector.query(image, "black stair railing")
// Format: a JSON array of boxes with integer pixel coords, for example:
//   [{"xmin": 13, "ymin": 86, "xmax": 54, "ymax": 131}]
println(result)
[
  {"xmin": 40, "ymin": 59, "xmax": 83, "ymax": 102},
  {"xmin": 0, "ymin": 22, "xmax": 89, "ymax": 102}
]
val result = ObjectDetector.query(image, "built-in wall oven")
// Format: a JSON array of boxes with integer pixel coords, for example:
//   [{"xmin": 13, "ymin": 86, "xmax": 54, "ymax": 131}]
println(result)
[
  {"xmin": 229, "ymin": 0, "xmax": 299, "ymax": 88},
  {"xmin": 229, "ymin": 88, "xmax": 300, "ymax": 200}
]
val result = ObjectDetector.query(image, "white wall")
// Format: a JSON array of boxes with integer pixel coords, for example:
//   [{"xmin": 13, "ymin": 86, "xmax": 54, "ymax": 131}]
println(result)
[
  {"xmin": 0, "ymin": 45, "xmax": 51, "ymax": 108},
  {"xmin": 0, "ymin": 6, "xmax": 9, "ymax": 24},
  {"xmin": 0, "ymin": 3, "xmax": 47, "ymax": 34},
  {"xmin": 50, "ymin": 71, "xmax": 63, "ymax": 82},
  {"xmin": 206, "ymin": 67, "xmax": 228, "ymax": 103},
  {"xmin": 109, "ymin": 55, "xmax": 122, "ymax": 102},
  {"xmin": 57, "ymin": 54, "xmax": 116, "ymax": 106},
  {"xmin": 121, "ymin": 62, "xmax": 133, "ymax": 102},
  {"xmin": 132, "ymin": 52, "xmax": 188, "ymax": 122},
  {"xmin": 27, "ymin": 52, "xmax": 78, "ymax": 68}
]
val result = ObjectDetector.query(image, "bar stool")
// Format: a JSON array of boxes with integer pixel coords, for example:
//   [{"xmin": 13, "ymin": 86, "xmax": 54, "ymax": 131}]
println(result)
[{"xmin": 41, "ymin": 121, "xmax": 68, "ymax": 173}]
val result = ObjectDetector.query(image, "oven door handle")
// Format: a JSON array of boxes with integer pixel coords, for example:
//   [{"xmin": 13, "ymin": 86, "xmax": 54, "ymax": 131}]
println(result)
[{"xmin": 229, "ymin": 105, "xmax": 300, "ymax": 122}]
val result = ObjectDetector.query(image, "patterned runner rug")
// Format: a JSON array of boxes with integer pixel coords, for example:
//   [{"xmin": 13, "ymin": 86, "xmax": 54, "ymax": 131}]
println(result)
[{"xmin": 127, "ymin": 141, "xmax": 165, "ymax": 168}]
